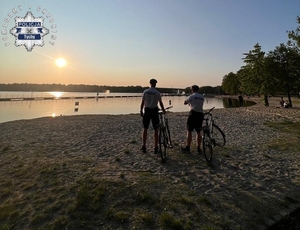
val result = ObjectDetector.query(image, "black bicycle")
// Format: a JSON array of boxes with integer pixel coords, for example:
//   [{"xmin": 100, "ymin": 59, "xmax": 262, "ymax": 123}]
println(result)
[
  {"xmin": 158, "ymin": 106, "xmax": 173, "ymax": 162},
  {"xmin": 202, "ymin": 107, "xmax": 226, "ymax": 162}
]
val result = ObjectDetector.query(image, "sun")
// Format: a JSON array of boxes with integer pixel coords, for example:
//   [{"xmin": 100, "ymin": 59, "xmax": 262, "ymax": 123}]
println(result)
[{"xmin": 55, "ymin": 58, "xmax": 67, "ymax": 68}]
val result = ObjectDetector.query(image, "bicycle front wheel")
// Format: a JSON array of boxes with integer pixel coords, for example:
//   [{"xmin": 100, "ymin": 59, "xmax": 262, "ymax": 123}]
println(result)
[
  {"xmin": 159, "ymin": 128, "xmax": 167, "ymax": 162},
  {"xmin": 165, "ymin": 119, "xmax": 172, "ymax": 147},
  {"xmin": 202, "ymin": 128, "xmax": 213, "ymax": 162},
  {"xmin": 212, "ymin": 124, "xmax": 226, "ymax": 147}
]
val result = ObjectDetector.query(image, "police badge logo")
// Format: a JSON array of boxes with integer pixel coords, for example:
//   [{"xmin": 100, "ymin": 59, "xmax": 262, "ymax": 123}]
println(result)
[
  {"xmin": 10, "ymin": 11, "xmax": 49, "ymax": 52},
  {"xmin": 2, "ymin": 5, "xmax": 57, "ymax": 51}
]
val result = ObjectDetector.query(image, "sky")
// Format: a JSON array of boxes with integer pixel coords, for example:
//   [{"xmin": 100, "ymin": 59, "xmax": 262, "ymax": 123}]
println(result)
[{"xmin": 1, "ymin": 0, "xmax": 300, "ymax": 89}]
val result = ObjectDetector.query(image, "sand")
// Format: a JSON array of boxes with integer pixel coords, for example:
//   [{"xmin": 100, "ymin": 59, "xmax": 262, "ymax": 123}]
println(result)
[{"xmin": 0, "ymin": 96, "xmax": 300, "ymax": 229}]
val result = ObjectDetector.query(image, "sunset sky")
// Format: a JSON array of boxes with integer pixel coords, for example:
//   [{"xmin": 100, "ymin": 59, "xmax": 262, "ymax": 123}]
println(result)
[{"xmin": 1, "ymin": 0, "xmax": 300, "ymax": 88}]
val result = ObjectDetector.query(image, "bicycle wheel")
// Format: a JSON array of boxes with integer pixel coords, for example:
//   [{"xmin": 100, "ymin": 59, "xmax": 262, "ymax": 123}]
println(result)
[
  {"xmin": 165, "ymin": 119, "xmax": 172, "ymax": 147},
  {"xmin": 212, "ymin": 124, "xmax": 226, "ymax": 147},
  {"xmin": 159, "ymin": 128, "xmax": 167, "ymax": 162},
  {"xmin": 202, "ymin": 128, "xmax": 213, "ymax": 162}
]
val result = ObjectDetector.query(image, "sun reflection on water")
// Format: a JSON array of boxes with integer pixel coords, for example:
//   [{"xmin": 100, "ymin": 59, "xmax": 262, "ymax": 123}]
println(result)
[{"xmin": 49, "ymin": 92, "xmax": 64, "ymax": 98}]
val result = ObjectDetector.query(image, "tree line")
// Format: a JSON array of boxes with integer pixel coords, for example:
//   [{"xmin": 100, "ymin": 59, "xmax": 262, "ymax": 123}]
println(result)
[
  {"xmin": 0, "ymin": 83, "xmax": 224, "ymax": 95},
  {"xmin": 0, "ymin": 83, "xmax": 170, "ymax": 94},
  {"xmin": 184, "ymin": 86, "xmax": 224, "ymax": 95},
  {"xmin": 0, "ymin": 83, "xmax": 145, "ymax": 93},
  {"xmin": 222, "ymin": 16, "xmax": 300, "ymax": 106}
]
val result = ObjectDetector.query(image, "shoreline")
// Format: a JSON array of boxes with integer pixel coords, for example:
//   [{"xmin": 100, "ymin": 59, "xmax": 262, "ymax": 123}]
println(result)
[
  {"xmin": 218, "ymin": 95, "xmax": 300, "ymax": 108},
  {"xmin": 0, "ymin": 96, "xmax": 300, "ymax": 229}
]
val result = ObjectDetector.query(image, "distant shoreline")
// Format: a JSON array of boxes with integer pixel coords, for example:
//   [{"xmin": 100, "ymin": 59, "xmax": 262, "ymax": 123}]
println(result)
[{"xmin": 0, "ymin": 83, "xmax": 186, "ymax": 94}]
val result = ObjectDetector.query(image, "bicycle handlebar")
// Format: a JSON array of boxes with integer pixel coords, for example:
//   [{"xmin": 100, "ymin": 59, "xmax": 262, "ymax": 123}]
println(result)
[
  {"xmin": 141, "ymin": 106, "xmax": 173, "ymax": 117},
  {"xmin": 160, "ymin": 106, "xmax": 173, "ymax": 111},
  {"xmin": 206, "ymin": 107, "xmax": 215, "ymax": 114},
  {"xmin": 158, "ymin": 106, "xmax": 173, "ymax": 114},
  {"xmin": 203, "ymin": 107, "xmax": 215, "ymax": 121}
]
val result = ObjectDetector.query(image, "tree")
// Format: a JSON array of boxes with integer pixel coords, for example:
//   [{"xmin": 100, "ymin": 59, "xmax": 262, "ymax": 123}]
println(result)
[
  {"xmin": 236, "ymin": 67, "xmax": 257, "ymax": 95},
  {"xmin": 266, "ymin": 43, "xmax": 300, "ymax": 106},
  {"xmin": 221, "ymin": 72, "xmax": 240, "ymax": 95},
  {"xmin": 241, "ymin": 43, "xmax": 273, "ymax": 106},
  {"xmin": 287, "ymin": 16, "xmax": 300, "ymax": 47}
]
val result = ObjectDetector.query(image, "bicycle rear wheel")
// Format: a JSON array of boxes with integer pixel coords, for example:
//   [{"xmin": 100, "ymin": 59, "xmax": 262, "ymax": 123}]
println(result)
[
  {"xmin": 159, "ymin": 128, "xmax": 167, "ymax": 162},
  {"xmin": 202, "ymin": 128, "xmax": 213, "ymax": 162},
  {"xmin": 212, "ymin": 124, "xmax": 226, "ymax": 147}
]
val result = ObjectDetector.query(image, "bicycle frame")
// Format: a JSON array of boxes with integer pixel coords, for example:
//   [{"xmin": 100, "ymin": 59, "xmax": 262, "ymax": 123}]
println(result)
[
  {"xmin": 157, "ymin": 106, "xmax": 173, "ymax": 162},
  {"xmin": 158, "ymin": 112, "xmax": 167, "ymax": 128},
  {"xmin": 158, "ymin": 106, "xmax": 173, "ymax": 129},
  {"xmin": 202, "ymin": 107, "xmax": 226, "ymax": 162},
  {"xmin": 203, "ymin": 107, "xmax": 214, "ymax": 141}
]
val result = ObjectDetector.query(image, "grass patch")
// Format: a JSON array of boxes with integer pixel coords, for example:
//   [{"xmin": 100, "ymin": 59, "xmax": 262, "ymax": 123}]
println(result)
[
  {"xmin": 159, "ymin": 212, "xmax": 185, "ymax": 230},
  {"xmin": 1, "ymin": 146, "xmax": 10, "ymax": 152},
  {"xmin": 262, "ymin": 153, "xmax": 272, "ymax": 159},
  {"xmin": 265, "ymin": 120, "xmax": 300, "ymax": 135},
  {"xmin": 135, "ymin": 211, "xmax": 153, "ymax": 226},
  {"xmin": 129, "ymin": 139, "xmax": 137, "ymax": 144},
  {"xmin": 263, "ymin": 121, "xmax": 300, "ymax": 152},
  {"xmin": 197, "ymin": 195, "xmax": 212, "ymax": 206},
  {"xmin": 124, "ymin": 149, "xmax": 130, "ymax": 154}
]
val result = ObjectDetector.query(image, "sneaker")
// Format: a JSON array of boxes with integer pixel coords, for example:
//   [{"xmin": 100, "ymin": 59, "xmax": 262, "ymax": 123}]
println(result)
[
  {"xmin": 181, "ymin": 146, "xmax": 190, "ymax": 153},
  {"xmin": 141, "ymin": 145, "xmax": 146, "ymax": 153},
  {"xmin": 197, "ymin": 147, "xmax": 202, "ymax": 154},
  {"xmin": 154, "ymin": 146, "xmax": 158, "ymax": 154}
]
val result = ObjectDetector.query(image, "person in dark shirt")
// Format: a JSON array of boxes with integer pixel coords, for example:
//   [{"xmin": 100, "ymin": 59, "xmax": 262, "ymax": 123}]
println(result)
[
  {"xmin": 279, "ymin": 97, "xmax": 285, "ymax": 107},
  {"xmin": 238, "ymin": 95, "xmax": 244, "ymax": 107},
  {"xmin": 228, "ymin": 97, "xmax": 233, "ymax": 107}
]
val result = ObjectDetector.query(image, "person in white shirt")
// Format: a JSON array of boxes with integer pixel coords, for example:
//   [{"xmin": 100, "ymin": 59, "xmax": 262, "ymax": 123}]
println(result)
[
  {"xmin": 140, "ymin": 79, "xmax": 165, "ymax": 154},
  {"xmin": 181, "ymin": 85, "xmax": 204, "ymax": 154}
]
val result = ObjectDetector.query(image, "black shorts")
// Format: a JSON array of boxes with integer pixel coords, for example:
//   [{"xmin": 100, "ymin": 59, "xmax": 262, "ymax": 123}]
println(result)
[
  {"xmin": 187, "ymin": 110, "xmax": 204, "ymax": 133},
  {"xmin": 143, "ymin": 107, "xmax": 159, "ymax": 129}
]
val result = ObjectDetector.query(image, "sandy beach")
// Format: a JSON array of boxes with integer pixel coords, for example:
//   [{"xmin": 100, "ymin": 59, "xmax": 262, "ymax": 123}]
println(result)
[{"xmin": 1, "ymin": 96, "xmax": 300, "ymax": 229}]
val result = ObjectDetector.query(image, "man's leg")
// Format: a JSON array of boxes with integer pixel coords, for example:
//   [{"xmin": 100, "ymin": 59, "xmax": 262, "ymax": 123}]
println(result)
[
  {"xmin": 181, "ymin": 130, "xmax": 192, "ymax": 153},
  {"xmin": 142, "ymin": 110, "xmax": 150, "ymax": 153},
  {"xmin": 154, "ymin": 128, "xmax": 159, "ymax": 154},
  {"xmin": 143, "ymin": 128, "xmax": 147, "ymax": 146},
  {"xmin": 182, "ymin": 114, "xmax": 193, "ymax": 153},
  {"xmin": 196, "ymin": 132, "xmax": 202, "ymax": 147},
  {"xmin": 154, "ymin": 129, "xmax": 158, "ymax": 147},
  {"xmin": 186, "ymin": 131, "xmax": 192, "ymax": 147},
  {"xmin": 140, "ymin": 128, "xmax": 147, "ymax": 153},
  {"xmin": 196, "ymin": 131, "xmax": 202, "ymax": 153},
  {"xmin": 152, "ymin": 109, "xmax": 160, "ymax": 154}
]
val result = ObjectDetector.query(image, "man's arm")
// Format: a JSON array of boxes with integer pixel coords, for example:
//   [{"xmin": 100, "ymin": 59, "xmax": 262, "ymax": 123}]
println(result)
[
  {"xmin": 184, "ymin": 97, "xmax": 190, "ymax": 105},
  {"xmin": 159, "ymin": 100, "xmax": 165, "ymax": 113},
  {"xmin": 140, "ymin": 100, "xmax": 144, "ymax": 116}
]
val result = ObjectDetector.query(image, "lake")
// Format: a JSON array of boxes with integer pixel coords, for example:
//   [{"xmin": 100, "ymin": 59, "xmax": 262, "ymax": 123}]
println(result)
[{"xmin": 0, "ymin": 91, "xmax": 254, "ymax": 123}]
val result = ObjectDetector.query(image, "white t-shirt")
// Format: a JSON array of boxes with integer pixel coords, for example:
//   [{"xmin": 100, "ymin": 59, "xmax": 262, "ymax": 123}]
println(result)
[
  {"xmin": 185, "ymin": 92, "xmax": 204, "ymax": 112},
  {"xmin": 142, "ymin": 87, "xmax": 161, "ymax": 109}
]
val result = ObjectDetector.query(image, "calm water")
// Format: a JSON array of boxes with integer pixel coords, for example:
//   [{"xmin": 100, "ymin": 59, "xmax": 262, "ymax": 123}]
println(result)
[{"xmin": 0, "ymin": 91, "xmax": 253, "ymax": 123}]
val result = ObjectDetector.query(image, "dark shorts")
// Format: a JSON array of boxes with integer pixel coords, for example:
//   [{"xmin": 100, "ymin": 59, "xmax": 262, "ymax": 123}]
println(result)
[
  {"xmin": 143, "ymin": 107, "xmax": 159, "ymax": 129},
  {"xmin": 187, "ymin": 110, "xmax": 204, "ymax": 133}
]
